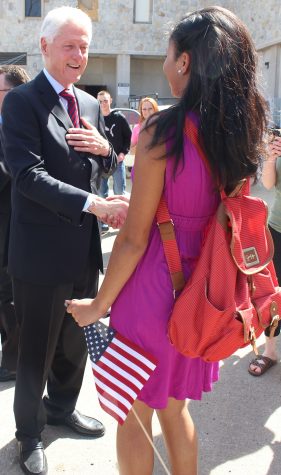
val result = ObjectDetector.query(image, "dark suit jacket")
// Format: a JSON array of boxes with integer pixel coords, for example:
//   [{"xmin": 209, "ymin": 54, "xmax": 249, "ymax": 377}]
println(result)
[
  {"xmin": 0, "ymin": 131, "xmax": 11, "ymax": 269},
  {"xmin": 1, "ymin": 71, "xmax": 116, "ymax": 285},
  {"xmin": 0, "ymin": 132, "xmax": 11, "ymax": 215}
]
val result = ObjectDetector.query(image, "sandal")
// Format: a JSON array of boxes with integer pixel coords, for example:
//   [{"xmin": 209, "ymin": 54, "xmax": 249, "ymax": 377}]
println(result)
[{"xmin": 248, "ymin": 355, "xmax": 277, "ymax": 377}]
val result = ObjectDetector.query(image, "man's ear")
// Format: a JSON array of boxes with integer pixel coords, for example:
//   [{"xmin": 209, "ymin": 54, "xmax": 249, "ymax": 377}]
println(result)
[{"xmin": 41, "ymin": 38, "xmax": 48, "ymax": 56}]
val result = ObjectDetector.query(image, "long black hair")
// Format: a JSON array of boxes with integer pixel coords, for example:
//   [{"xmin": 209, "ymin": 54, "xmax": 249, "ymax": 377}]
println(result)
[{"xmin": 146, "ymin": 6, "xmax": 268, "ymax": 192}]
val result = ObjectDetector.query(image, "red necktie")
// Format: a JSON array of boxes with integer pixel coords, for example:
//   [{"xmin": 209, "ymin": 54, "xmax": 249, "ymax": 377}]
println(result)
[{"xmin": 59, "ymin": 89, "xmax": 80, "ymax": 128}]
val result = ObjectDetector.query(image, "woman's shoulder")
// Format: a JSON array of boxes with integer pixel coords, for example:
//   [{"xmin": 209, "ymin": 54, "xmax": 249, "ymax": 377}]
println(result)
[{"xmin": 133, "ymin": 123, "xmax": 141, "ymax": 131}]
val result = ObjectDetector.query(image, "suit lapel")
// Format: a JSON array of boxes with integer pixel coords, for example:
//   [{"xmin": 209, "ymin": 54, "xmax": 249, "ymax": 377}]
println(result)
[
  {"xmin": 34, "ymin": 71, "xmax": 73, "ymax": 131},
  {"xmin": 74, "ymin": 87, "xmax": 98, "ymax": 126},
  {"xmin": 74, "ymin": 87, "xmax": 84, "ymax": 120}
]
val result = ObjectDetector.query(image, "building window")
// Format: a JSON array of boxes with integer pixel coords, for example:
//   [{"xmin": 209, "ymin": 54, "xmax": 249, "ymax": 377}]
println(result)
[
  {"xmin": 134, "ymin": 0, "xmax": 152, "ymax": 24},
  {"xmin": 25, "ymin": 0, "xmax": 41, "ymax": 17},
  {"xmin": 78, "ymin": 1, "xmax": 99, "ymax": 21}
]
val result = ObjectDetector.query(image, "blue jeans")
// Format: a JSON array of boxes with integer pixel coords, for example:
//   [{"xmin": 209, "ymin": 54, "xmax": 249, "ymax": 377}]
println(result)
[{"xmin": 99, "ymin": 161, "xmax": 126, "ymax": 198}]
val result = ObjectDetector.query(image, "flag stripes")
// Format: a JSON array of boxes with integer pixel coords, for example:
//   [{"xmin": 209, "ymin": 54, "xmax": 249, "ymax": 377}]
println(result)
[
  {"xmin": 84, "ymin": 321, "xmax": 157, "ymax": 424},
  {"xmin": 93, "ymin": 366, "xmax": 136, "ymax": 402},
  {"xmin": 99, "ymin": 352, "xmax": 147, "ymax": 387},
  {"xmin": 110, "ymin": 340, "xmax": 156, "ymax": 373},
  {"xmin": 99, "ymin": 397, "xmax": 126, "ymax": 425},
  {"xmin": 95, "ymin": 378, "xmax": 131, "ymax": 413},
  {"xmin": 93, "ymin": 360, "xmax": 140, "ymax": 396},
  {"xmin": 113, "ymin": 333, "xmax": 159, "ymax": 369}
]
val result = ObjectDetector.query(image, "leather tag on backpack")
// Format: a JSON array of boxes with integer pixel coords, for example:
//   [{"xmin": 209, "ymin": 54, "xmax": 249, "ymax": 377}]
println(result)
[{"xmin": 243, "ymin": 247, "xmax": 260, "ymax": 268}]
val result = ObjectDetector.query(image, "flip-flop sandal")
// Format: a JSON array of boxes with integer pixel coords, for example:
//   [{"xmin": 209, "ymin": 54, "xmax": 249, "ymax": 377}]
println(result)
[{"xmin": 248, "ymin": 355, "xmax": 277, "ymax": 377}]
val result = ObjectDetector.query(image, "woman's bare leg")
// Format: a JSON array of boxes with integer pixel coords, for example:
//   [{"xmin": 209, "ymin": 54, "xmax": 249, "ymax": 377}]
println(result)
[
  {"xmin": 117, "ymin": 400, "xmax": 154, "ymax": 475},
  {"xmin": 157, "ymin": 398, "xmax": 198, "ymax": 475}
]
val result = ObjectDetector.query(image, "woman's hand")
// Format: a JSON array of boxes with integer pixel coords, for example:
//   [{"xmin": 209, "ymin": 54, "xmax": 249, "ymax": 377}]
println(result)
[
  {"xmin": 106, "ymin": 194, "xmax": 130, "ymax": 204},
  {"xmin": 262, "ymin": 136, "xmax": 281, "ymax": 189},
  {"xmin": 65, "ymin": 298, "xmax": 103, "ymax": 327},
  {"xmin": 266, "ymin": 136, "xmax": 281, "ymax": 162}
]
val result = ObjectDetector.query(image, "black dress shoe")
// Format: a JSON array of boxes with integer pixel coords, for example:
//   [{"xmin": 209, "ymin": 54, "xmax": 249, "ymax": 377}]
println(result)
[
  {"xmin": 47, "ymin": 409, "xmax": 105, "ymax": 438},
  {"xmin": 18, "ymin": 438, "xmax": 47, "ymax": 475},
  {"xmin": 0, "ymin": 367, "xmax": 16, "ymax": 382}
]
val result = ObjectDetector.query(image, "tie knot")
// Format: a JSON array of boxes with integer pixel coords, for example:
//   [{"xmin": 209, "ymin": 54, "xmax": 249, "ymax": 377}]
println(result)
[
  {"xmin": 59, "ymin": 89, "xmax": 80, "ymax": 128},
  {"xmin": 59, "ymin": 89, "xmax": 75, "ymax": 102}
]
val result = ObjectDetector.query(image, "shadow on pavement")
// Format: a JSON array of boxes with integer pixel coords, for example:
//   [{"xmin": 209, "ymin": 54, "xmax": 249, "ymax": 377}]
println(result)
[
  {"xmin": 0, "ymin": 424, "xmax": 105, "ymax": 475},
  {"xmin": 0, "ymin": 379, "xmax": 15, "ymax": 393},
  {"xmin": 189, "ymin": 346, "xmax": 281, "ymax": 475}
]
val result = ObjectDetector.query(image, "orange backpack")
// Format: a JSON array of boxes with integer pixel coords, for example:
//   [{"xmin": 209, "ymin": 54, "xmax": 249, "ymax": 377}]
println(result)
[{"xmin": 156, "ymin": 123, "xmax": 281, "ymax": 362}]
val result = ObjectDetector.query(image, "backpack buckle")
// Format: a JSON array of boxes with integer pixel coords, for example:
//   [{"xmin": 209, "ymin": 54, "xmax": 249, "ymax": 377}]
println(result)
[
  {"xmin": 269, "ymin": 302, "xmax": 280, "ymax": 338},
  {"xmin": 249, "ymin": 326, "xmax": 258, "ymax": 355},
  {"xmin": 247, "ymin": 276, "xmax": 256, "ymax": 296}
]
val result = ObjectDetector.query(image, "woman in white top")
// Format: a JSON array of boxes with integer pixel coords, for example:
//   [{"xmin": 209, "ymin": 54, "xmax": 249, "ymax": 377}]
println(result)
[{"xmin": 249, "ymin": 131, "xmax": 281, "ymax": 375}]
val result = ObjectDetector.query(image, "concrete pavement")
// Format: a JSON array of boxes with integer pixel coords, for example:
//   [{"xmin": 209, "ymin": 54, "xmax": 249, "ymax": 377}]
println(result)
[{"xmin": 0, "ymin": 182, "xmax": 281, "ymax": 474}]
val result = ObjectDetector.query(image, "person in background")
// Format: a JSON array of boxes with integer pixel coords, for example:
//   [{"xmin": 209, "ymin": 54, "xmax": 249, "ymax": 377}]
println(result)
[
  {"xmin": 1, "ymin": 6, "xmax": 128, "ymax": 475},
  {"xmin": 130, "ymin": 97, "xmax": 159, "ymax": 152},
  {"xmin": 0, "ymin": 65, "xmax": 29, "ymax": 382},
  {"xmin": 67, "ymin": 6, "xmax": 267, "ymax": 474},
  {"xmin": 0, "ymin": 65, "xmax": 30, "ymax": 383},
  {"xmin": 248, "ymin": 130, "xmax": 281, "ymax": 376},
  {"xmin": 97, "ymin": 90, "xmax": 132, "ymax": 233}
]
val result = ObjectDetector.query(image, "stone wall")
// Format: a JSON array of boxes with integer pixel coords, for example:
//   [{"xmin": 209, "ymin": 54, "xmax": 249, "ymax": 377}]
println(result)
[
  {"xmin": 1, "ymin": 1, "xmax": 280, "ymax": 66},
  {"xmin": 0, "ymin": 0, "xmax": 280, "ymax": 109}
]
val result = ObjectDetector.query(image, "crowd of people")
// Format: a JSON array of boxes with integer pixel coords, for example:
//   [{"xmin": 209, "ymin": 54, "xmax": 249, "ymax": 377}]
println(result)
[{"xmin": 0, "ymin": 4, "xmax": 280, "ymax": 475}]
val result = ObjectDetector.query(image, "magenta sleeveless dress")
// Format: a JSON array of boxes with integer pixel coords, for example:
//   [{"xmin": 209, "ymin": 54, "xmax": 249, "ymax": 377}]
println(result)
[{"xmin": 110, "ymin": 113, "xmax": 220, "ymax": 409}]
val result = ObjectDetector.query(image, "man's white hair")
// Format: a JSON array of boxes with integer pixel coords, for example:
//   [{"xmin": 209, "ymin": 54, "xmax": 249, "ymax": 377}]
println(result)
[{"xmin": 40, "ymin": 6, "xmax": 92, "ymax": 44}]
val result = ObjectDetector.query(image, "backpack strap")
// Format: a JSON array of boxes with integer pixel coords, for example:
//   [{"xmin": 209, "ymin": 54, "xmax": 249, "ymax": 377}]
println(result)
[
  {"xmin": 156, "ymin": 117, "xmax": 208, "ymax": 292},
  {"xmin": 156, "ymin": 196, "xmax": 185, "ymax": 292}
]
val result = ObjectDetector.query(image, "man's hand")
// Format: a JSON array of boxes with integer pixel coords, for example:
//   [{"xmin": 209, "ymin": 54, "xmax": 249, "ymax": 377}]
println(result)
[
  {"xmin": 117, "ymin": 153, "xmax": 125, "ymax": 163},
  {"xmin": 66, "ymin": 117, "xmax": 110, "ymax": 156},
  {"xmin": 88, "ymin": 196, "xmax": 129, "ymax": 228}
]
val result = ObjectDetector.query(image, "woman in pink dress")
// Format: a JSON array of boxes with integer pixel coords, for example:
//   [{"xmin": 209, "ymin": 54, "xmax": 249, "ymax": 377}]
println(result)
[{"xmin": 67, "ymin": 6, "xmax": 267, "ymax": 475}]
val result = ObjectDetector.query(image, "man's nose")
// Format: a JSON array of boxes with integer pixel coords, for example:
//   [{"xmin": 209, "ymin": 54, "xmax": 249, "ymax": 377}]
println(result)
[{"xmin": 72, "ymin": 47, "xmax": 83, "ymax": 60}]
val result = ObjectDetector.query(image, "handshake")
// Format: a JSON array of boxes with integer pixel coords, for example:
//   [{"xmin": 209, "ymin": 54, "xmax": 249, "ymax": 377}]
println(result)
[{"xmin": 88, "ymin": 194, "xmax": 130, "ymax": 229}]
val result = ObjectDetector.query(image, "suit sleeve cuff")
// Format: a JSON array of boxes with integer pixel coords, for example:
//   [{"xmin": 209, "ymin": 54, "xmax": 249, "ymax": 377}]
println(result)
[{"xmin": 83, "ymin": 193, "xmax": 97, "ymax": 213}]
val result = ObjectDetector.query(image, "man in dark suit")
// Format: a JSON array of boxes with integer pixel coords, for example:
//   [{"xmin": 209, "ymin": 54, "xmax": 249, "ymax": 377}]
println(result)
[
  {"xmin": 1, "ymin": 6, "xmax": 128, "ymax": 475},
  {"xmin": 0, "ymin": 65, "xmax": 30, "ymax": 382}
]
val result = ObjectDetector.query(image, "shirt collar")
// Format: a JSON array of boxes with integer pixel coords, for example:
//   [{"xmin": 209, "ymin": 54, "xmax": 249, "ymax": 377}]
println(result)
[{"xmin": 43, "ymin": 69, "xmax": 74, "ymax": 95}]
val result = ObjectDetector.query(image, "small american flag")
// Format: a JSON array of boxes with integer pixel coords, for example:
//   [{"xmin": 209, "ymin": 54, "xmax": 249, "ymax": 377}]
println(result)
[{"xmin": 84, "ymin": 321, "xmax": 158, "ymax": 424}]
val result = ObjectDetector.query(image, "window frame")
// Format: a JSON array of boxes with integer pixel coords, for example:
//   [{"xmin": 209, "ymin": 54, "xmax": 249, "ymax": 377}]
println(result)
[
  {"xmin": 24, "ymin": 0, "xmax": 42, "ymax": 18},
  {"xmin": 133, "ymin": 0, "xmax": 153, "ymax": 24}
]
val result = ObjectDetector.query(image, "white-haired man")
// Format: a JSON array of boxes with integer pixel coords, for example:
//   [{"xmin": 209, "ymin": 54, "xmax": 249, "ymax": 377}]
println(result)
[{"xmin": 1, "ymin": 6, "xmax": 128, "ymax": 475}]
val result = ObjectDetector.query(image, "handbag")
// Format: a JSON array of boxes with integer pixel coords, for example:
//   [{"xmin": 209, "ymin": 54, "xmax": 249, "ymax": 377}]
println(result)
[{"xmin": 156, "ymin": 122, "xmax": 281, "ymax": 362}]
